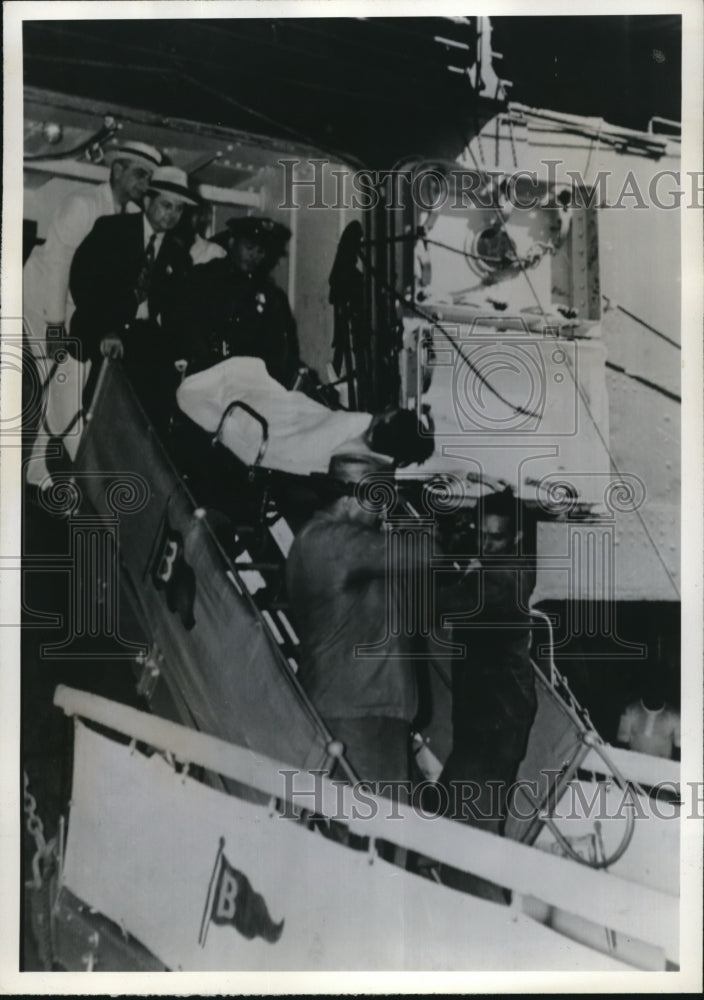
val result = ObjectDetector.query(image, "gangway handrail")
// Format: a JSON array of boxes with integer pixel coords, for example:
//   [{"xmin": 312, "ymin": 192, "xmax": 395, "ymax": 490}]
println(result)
[
  {"xmin": 54, "ymin": 684, "xmax": 678, "ymax": 961},
  {"xmin": 581, "ymin": 743, "xmax": 680, "ymax": 789},
  {"xmin": 522, "ymin": 608, "xmax": 643, "ymax": 868},
  {"xmin": 516, "ymin": 663, "xmax": 638, "ymax": 869}
]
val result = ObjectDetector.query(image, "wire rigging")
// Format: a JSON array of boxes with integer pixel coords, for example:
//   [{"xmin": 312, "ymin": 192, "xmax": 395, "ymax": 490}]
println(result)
[
  {"xmin": 458, "ymin": 138, "xmax": 681, "ymax": 399},
  {"xmin": 604, "ymin": 361, "xmax": 680, "ymax": 403},
  {"xmin": 602, "ymin": 296, "xmax": 681, "ymax": 351},
  {"xmin": 562, "ymin": 349, "xmax": 681, "ymax": 597},
  {"xmin": 356, "ymin": 246, "xmax": 541, "ymax": 421},
  {"xmin": 458, "ymin": 123, "xmax": 680, "ymax": 594}
]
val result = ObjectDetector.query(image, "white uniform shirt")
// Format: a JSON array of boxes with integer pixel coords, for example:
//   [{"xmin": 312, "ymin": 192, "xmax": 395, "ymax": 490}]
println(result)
[
  {"xmin": 190, "ymin": 234, "xmax": 226, "ymax": 266},
  {"xmin": 617, "ymin": 699, "xmax": 680, "ymax": 758},
  {"xmin": 23, "ymin": 181, "xmax": 139, "ymax": 332}
]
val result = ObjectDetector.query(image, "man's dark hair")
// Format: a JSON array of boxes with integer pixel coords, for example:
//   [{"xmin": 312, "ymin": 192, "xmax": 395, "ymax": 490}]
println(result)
[
  {"xmin": 368, "ymin": 409, "xmax": 434, "ymax": 468},
  {"xmin": 478, "ymin": 487, "xmax": 519, "ymax": 538},
  {"xmin": 109, "ymin": 158, "xmax": 132, "ymax": 181}
]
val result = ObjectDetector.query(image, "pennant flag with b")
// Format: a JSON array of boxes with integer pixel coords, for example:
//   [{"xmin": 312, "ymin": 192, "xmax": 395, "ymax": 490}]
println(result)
[{"xmin": 199, "ymin": 838, "xmax": 285, "ymax": 947}]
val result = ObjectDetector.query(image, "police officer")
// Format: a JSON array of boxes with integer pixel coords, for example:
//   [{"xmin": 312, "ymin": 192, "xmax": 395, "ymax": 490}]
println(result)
[{"xmin": 186, "ymin": 216, "xmax": 301, "ymax": 387}]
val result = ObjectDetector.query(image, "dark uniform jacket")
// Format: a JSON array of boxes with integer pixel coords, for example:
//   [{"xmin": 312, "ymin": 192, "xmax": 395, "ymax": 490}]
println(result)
[
  {"xmin": 438, "ymin": 560, "xmax": 537, "ymax": 744},
  {"xmin": 185, "ymin": 258, "xmax": 300, "ymax": 387},
  {"xmin": 69, "ymin": 212, "xmax": 192, "ymax": 367}
]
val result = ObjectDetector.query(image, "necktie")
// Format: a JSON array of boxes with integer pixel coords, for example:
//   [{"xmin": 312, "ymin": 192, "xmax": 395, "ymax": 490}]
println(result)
[{"xmin": 135, "ymin": 233, "xmax": 157, "ymax": 309}]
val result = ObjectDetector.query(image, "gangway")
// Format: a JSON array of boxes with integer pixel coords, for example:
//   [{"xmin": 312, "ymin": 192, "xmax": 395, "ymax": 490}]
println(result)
[
  {"xmin": 33, "ymin": 683, "xmax": 677, "ymax": 972},
  {"xmin": 23, "ymin": 355, "xmax": 680, "ymax": 971}
]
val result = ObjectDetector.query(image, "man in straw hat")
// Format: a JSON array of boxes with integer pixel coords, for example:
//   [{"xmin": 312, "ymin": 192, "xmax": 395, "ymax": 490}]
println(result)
[
  {"xmin": 286, "ymin": 450, "xmax": 431, "ymax": 794},
  {"xmin": 23, "ymin": 140, "xmax": 163, "ymax": 489},
  {"xmin": 69, "ymin": 165, "xmax": 198, "ymax": 432}
]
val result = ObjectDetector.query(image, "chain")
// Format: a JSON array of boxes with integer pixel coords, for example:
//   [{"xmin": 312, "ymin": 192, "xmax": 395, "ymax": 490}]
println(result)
[
  {"xmin": 23, "ymin": 769, "xmax": 51, "ymax": 890},
  {"xmin": 23, "ymin": 770, "xmax": 60, "ymax": 968},
  {"xmin": 23, "ymin": 769, "xmax": 47, "ymax": 856}
]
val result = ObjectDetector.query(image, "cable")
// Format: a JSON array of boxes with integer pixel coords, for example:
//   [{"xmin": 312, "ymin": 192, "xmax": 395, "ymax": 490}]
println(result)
[
  {"xmin": 175, "ymin": 69, "xmax": 360, "ymax": 169},
  {"xmin": 356, "ymin": 247, "xmax": 541, "ymax": 421},
  {"xmin": 463, "ymin": 129, "xmax": 680, "ymax": 596},
  {"xmin": 539, "ymin": 313, "xmax": 680, "ymax": 598},
  {"xmin": 560, "ymin": 342, "xmax": 680, "ymax": 598},
  {"xmin": 423, "ymin": 235, "xmax": 507, "ymax": 265},
  {"xmin": 460, "ymin": 140, "xmax": 680, "ymax": 403},
  {"xmin": 461, "ymin": 141, "xmax": 549, "ymax": 319},
  {"xmin": 582, "ymin": 120, "xmax": 602, "ymax": 183},
  {"xmin": 603, "ymin": 296, "xmax": 680, "ymax": 350},
  {"xmin": 364, "ymin": 231, "xmax": 537, "ymax": 270},
  {"xmin": 175, "ymin": 70, "xmax": 322, "ymax": 150},
  {"xmin": 605, "ymin": 360, "xmax": 681, "ymax": 403}
]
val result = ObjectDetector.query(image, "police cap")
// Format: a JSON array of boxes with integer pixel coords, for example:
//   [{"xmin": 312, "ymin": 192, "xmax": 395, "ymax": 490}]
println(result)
[{"xmin": 224, "ymin": 216, "xmax": 292, "ymax": 256}]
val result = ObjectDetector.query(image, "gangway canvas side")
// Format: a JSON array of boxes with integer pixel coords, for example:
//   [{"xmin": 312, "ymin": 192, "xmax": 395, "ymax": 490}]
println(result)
[{"xmin": 47, "ymin": 685, "xmax": 677, "ymax": 972}]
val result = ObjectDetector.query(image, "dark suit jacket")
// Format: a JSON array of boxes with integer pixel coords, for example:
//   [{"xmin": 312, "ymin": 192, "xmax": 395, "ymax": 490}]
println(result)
[
  {"xmin": 437, "ymin": 560, "xmax": 536, "ymax": 742},
  {"xmin": 69, "ymin": 212, "xmax": 192, "ymax": 366}
]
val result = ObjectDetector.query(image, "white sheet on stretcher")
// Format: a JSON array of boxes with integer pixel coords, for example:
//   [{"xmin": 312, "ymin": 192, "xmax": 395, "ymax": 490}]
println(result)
[{"xmin": 176, "ymin": 357, "xmax": 371, "ymax": 475}]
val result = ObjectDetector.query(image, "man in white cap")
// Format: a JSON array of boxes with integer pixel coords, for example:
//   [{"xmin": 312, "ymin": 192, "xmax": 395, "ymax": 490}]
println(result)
[
  {"xmin": 23, "ymin": 140, "xmax": 162, "ymax": 488},
  {"xmin": 69, "ymin": 165, "xmax": 199, "ymax": 434}
]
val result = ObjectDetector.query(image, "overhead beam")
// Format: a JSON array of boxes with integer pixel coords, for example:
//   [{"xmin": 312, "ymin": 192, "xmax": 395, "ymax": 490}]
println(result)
[{"xmin": 24, "ymin": 85, "xmax": 331, "ymax": 158}]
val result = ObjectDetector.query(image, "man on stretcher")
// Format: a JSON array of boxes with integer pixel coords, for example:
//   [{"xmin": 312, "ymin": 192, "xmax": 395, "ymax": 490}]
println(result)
[{"xmin": 176, "ymin": 356, "xmax": 434, "ymax": 475}]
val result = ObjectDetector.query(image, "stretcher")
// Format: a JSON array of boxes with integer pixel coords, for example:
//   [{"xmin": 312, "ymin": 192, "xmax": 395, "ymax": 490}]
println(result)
[{"xmin": 176, "ymin": 355, "xmax": 373, "ymax": 476}]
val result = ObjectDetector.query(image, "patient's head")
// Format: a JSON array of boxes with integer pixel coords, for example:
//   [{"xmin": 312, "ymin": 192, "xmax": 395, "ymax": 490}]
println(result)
[{"xmin": 366, "ymin": 408, "xmax": 434, "ymax": 468}]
